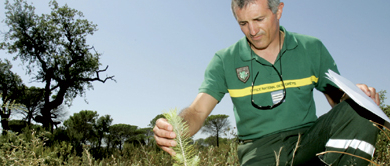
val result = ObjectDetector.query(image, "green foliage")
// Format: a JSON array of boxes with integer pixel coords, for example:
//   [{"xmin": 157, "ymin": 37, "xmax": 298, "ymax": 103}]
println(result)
[
  {"xmin": 64, "ymin": 110, "xmax": 99, "ymax": 144},
  {"xmin": 0, "ymin": 59, "xmax": 23, "ymax": 98},
  {"xmin": 196, "ymin": 141, "xmax": 239, "ymax": 166},
  {"xmin": 201, "ymin": 114, "xmax": 230, "ymax": 147},
  {"xmin": 163, "ymin": 108, "xmax": 200, "ymax": 166},
  {"xmin": 0, "ymin": 96, "xmax": 25, "ymax": 115},
  {"xmin": 373, "ymin": 127, "xmax": 390, "ymax": 165},
  {"xmin": 8, "ymin": 119, "xmax": 27, "ymax": 133},
  {"xmin": 2, "ymin": 0, "xmax": 115, "ymax": 131},
  {"xmin": 49, "ymin": 126, "xmax": 70, "ymax": 144},
  {"xmin": 0, "ymin": 58, "xmax": 25, "ymax": 134},
  {"xmin": 63, "ymin": 110, "xmax": 99, "ymax": 156},
  {"xmin": 136, "ymin": 127, "xmax": 154, "ymax": 145},
  {"xmin": 108, "ymin": 123, "xmax": 138, "ymax": 151},
  {"xmin": 2, "ymin": 125, "xmax": 390, "ymax": 165},
  {"xmin": 15, "ymin": 86, "xmax": 45, "ymax": 125},
  {"xmin": 198, "ymin": 136, "xmax": 230, "ymax": 147},
  {"xmin": 94, "ymin": 114, "xmax": 113, "ymax": 149},
  {"xmin": 373, "ymin": 90, "xmax": 390, "ymax": 165},
  {"xmin": 0, "ymin": 130, "xmax": 71, "ymax": 165},
  {"xmin": 0, "ymin": 129, "xmax": 173, "ymax": 165}
]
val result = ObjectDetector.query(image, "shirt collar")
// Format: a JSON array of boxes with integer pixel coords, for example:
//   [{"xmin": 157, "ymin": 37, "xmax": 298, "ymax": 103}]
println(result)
[{"xmin": 239, "ymin": 26, "xmax": 298, "ymax": 62}]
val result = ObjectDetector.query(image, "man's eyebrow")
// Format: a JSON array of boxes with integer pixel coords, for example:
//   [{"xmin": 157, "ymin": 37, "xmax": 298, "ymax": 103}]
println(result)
[
  {"xmin": 237, "ymin": 15, "xmax": 264, "ymax": 23},
  {"xmin": 253, "ymin": 15, "xmax": 265, "ymax": 20}
]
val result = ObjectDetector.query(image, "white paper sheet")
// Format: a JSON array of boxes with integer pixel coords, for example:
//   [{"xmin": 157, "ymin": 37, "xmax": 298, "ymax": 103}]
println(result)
[{"xmin": 325, "ymin": 69, "xmax": 390, "ymax": 125}]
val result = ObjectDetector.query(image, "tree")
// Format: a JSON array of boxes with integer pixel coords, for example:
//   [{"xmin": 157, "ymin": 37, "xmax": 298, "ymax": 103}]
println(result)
[
  {"xmin": 94, "ymin": 115, "xmax": 113, "ymax": 149},
  {"xmin": 0, "ymin": 59, "xmax": 24, "ymax": 134},
  {"xmin": 373, "ymin": 90, "xmax": 390, "ymax": 163},
  {"xmin": 195, "ymin": 138, "xmax": 208, "ymax": 147},
  {"xmin": 2, "ymin": 0, "xmax": 115, "ymax": 132},
  {"xmin": 128, "ymin": 127, "xmax": 148, "ymax": 145},
  {"xmin": 108, "ymin": 124, "xmax": 137, "ymax": 151},
  {"xmin": 47, "ymin": 103, "xmax": 68, "ymax": 128},
  {"xmin": 15, "ymin": 86, "xmax": 44, "ymax": 126},
  {"xmin": 7, "ymin": 119, "xmax": 40, "ymax": 133},
  {"xmin": 8, "ymin": 119, "xmax": 27, "ymax": 133},
  {"xmin": 201, "ymin": 114, "xmax": 230, "ymax": 147},
  {"xmin": 379, "ymin": 90, "xmax": 389, "ymax": 114},
  {"xmin": 63, "ymin": 110, "xmax": 98, "ymax": 154},
  {"xmin": 203, "ymin": 135, "xmax": 229, "ymax": 147},
  {"xmin": 139, "ymin": 127, "xmax": 154, "ymax": 146}
]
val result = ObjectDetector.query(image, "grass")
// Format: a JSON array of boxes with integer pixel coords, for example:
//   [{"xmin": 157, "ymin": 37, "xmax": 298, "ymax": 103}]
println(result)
[
  {"xmin": 0, "ymin": 130, "xmax": 239, "ymax": 166},
  {"xmin": 0, "ymin": 123, "xmax": 389, "ymax": 166}
]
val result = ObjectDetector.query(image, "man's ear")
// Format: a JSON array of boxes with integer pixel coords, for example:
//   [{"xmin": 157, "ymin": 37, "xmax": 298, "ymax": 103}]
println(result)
[{"xmin": 276, "ymin": 2, "xmax": 284, "ymax": 20}]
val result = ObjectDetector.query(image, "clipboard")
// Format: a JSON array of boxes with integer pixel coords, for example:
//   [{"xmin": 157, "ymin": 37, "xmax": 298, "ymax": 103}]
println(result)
[{"xmin": 326, "ymin": 69, "xmax": 390, "ymax": 128}]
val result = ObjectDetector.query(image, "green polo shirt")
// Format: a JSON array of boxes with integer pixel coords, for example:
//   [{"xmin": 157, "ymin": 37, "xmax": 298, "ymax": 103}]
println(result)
[{"xmin": 199, "ymin": 26, "xmax": 339, "ymax": 140}]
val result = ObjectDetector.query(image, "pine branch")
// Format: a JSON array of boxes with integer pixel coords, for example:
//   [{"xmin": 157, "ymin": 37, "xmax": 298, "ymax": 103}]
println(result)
[{"xmin": 163, "ymin": 108, "xmax": 199, "ymax": 166}]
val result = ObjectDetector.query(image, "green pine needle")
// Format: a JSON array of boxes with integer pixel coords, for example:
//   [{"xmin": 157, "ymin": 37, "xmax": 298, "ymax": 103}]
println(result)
[{"xmin": 163, "ymin": 108, "xmax": 199, "ymax": 166}]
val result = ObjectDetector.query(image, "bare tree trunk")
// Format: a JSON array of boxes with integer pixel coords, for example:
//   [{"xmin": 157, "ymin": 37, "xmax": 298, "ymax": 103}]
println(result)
[
  {"xmin": 41, "ymin": 107, "xmax": 54, "ymax": 133},
  {"xmin": 0, "ymin": 110, "xmax": 11, "ymax": 135}
]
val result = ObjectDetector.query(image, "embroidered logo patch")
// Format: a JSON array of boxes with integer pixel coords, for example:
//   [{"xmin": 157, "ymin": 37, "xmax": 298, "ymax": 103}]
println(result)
[{"xmin": 236, "ymin": 66, "xmax": 250, "ymax": 83}]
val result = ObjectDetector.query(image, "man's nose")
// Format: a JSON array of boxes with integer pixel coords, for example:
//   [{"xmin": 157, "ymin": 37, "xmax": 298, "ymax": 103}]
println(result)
[{"xmin": 248, "ymin": 23, "xmax": 258, "ymax": 36}]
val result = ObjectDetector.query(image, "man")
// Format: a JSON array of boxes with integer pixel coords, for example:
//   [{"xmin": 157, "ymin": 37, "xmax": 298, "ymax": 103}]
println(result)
[{"xmin": 153, "ymin": 0, "xmax": 382, "ymax": 165}]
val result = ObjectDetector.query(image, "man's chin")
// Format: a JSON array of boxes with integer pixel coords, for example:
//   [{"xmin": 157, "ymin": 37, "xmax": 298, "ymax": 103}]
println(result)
[{"xmin": 251, "ymin": 43, "xmax": 267, "ymax": 50}]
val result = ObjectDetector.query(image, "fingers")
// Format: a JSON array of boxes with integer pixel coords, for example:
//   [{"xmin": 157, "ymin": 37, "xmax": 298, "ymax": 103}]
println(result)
[
  {"xmin": 154, "ymin": 129, "xmax": 177, "ymax": 147},
  {"xmin": 370, "ymin": 87, "xmax": 380, "ymax": 105},
  {"xmin": 356, "ymin": 84, "xmax": 380, "ymax": 106},
  {"xmin": 356, "ymin": 83, "xmax": 370, "ymax": 96},
  {"xmin": 160, "ymin": 146, "xmax": 177, "ymax": 156},
  {"xmin": 153, "ymin": 118, "xmax": 176, "ymax": 139},
  {"xmin": 153, "ymin": 118, "xmax": 177, "ymax": 156}
]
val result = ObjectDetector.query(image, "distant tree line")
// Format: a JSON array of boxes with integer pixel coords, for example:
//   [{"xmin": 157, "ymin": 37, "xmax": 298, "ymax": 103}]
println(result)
[{"xmin": 0, "ymin": 0, "xmax": 235, "ymax": 160}]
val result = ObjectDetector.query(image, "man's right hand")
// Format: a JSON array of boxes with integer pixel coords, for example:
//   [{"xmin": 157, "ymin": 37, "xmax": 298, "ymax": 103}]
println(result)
[
  {"xmin": 153, "ymin": 93, "xmax": 218, "ymax": 156},
  {"xmin": 153, "ymin": 118, "xmax": 177, "ymax": 156}
]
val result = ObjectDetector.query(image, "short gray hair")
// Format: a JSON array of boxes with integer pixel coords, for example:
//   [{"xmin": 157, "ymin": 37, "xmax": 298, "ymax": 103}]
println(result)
[{"xmin": 231, "ymin": 0, "xmax": 280, "ymax": 19}]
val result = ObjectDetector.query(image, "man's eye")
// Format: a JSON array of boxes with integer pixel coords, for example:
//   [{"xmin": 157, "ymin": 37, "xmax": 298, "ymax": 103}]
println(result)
[
  {"xmin": 256, "ymin": 18, "xmax": 264, "ymax": 22},
  {"xmin": 239, "ymin": 22, "xmax": 247, "ymax": 26}
]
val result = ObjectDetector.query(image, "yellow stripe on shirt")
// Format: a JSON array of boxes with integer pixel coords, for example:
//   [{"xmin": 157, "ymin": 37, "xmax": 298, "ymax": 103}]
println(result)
[{"xmin": 228, "ymin": 75, "xmax": 319, "ymax": 98}]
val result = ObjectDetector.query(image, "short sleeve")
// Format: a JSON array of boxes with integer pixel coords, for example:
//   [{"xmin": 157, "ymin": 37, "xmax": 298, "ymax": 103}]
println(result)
[
  {"xmin": 315, "ymin": 42, "xmax": 340, "ymax": 92},
  {"xmin": 198, "ymin": 54, "xmax": 228, "ymax": 102}
]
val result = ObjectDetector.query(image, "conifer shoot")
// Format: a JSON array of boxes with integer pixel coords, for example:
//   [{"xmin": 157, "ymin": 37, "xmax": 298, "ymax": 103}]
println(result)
[{"xmin": 163, "ymin": 108, "xmax": 200, "ymax": 166}]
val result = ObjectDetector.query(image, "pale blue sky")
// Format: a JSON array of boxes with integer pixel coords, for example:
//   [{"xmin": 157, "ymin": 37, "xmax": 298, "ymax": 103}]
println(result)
[{"xmin": 1, "ymin": 0, "xmax": 389, "ymax": 139}]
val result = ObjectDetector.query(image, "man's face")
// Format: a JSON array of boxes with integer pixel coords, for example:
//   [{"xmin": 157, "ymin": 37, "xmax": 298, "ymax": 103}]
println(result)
[{"xmin": 234, "ymin": 0, "xmax": 282, "ymax": 50}]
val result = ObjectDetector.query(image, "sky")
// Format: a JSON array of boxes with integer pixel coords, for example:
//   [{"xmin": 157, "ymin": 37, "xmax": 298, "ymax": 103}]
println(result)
[{"xmin": 0, "ymin": 0, "xmax": 390, "ymax": 140}]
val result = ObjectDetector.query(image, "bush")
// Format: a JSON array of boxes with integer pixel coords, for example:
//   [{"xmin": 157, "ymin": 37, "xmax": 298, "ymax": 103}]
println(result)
[{"xmin": 0, "ymin": 129, "xmax": 389, "ymax": 165}]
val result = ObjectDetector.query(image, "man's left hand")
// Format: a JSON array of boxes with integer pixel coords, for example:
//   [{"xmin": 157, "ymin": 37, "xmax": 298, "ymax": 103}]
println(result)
[{"xmin": 356, "ymin": 83, "xmax": 380, "ymax": 106}]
